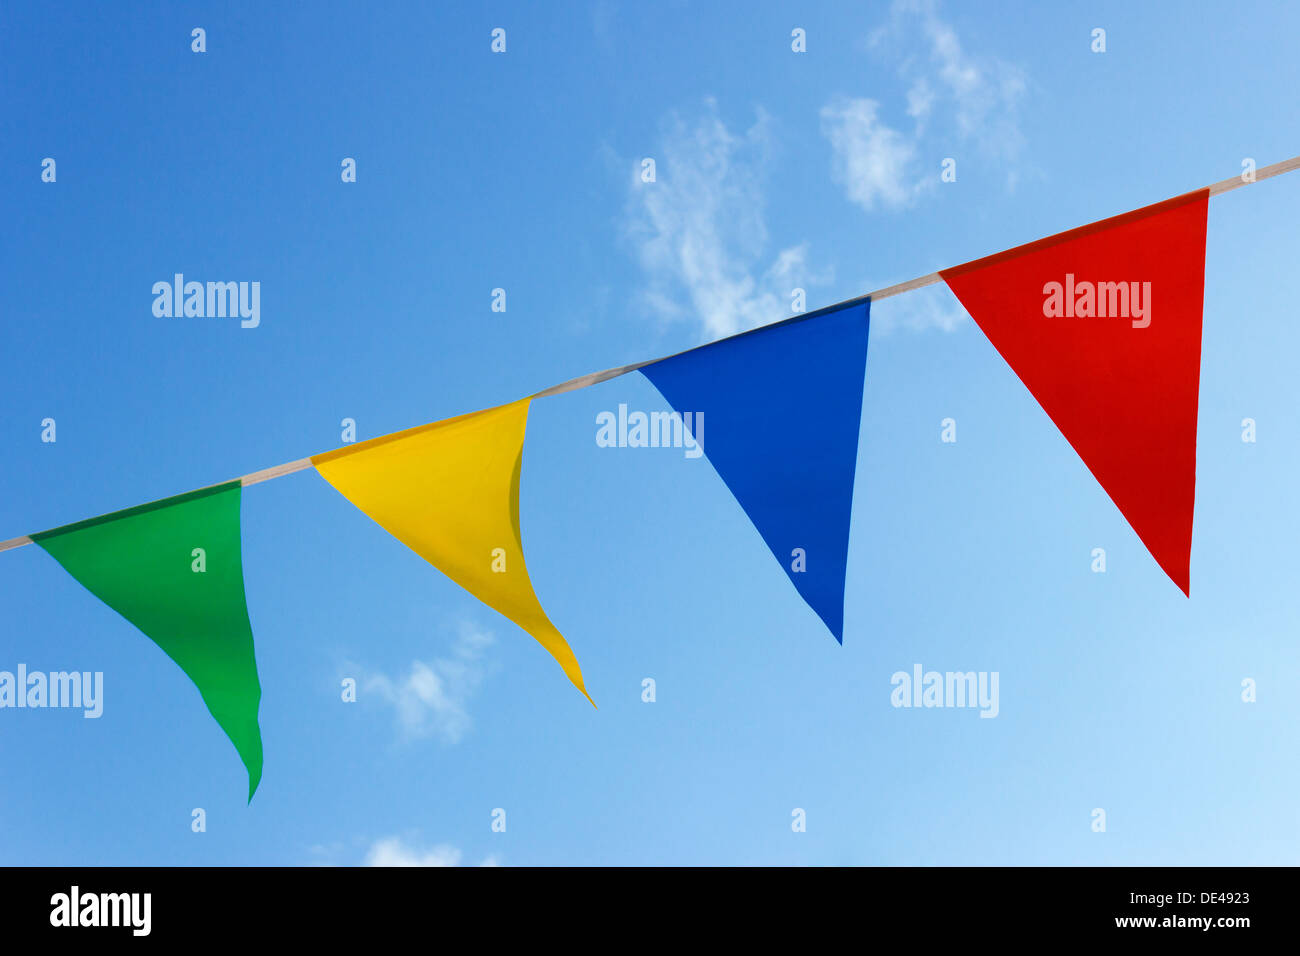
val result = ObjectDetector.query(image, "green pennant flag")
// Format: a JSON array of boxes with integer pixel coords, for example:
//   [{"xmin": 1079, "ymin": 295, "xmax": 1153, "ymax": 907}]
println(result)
[{"xmin": 32, "ymin": 481, "xmax": 264, "ymax": 801}]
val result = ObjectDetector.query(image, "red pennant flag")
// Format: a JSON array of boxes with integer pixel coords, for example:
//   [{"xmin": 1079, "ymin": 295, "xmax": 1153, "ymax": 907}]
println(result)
[{"xmin": 941, "ymin": 189, "xmax": 1209, "ymax": 595}]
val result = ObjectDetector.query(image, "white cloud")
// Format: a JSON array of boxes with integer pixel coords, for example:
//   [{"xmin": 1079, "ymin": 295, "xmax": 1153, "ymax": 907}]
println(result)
[
  {"xmin": 825, "ymin": 0, "xmax": 1027, "ymax": 211},
  {"xmin": 820, "ymin": 97, "xmax": 927, "ymax": 212},
  {"xmin": 874, "ymin": 0, "xmax": 1026, "ymax": 163},
  {"xmin": 362, "ymin": 623, "xmax": 493, "ymax": 745},
  {"xmin": 906, "ymin": 78, "xmax": 935, "ymax": 124},
  {"xmin": 365, "ymin": 837, "xmax": 499, "ymax": 868},
  {"xmin": 622, "ymin": 4, "xmax": 1022, "ymax": 341},
  {"xmin": 625, "ymin": 100, "xmax": 831, "ymax": 340},
  {"xmin": 919, "ymin": 6, "xmax": 1025, "ymax": 156}
]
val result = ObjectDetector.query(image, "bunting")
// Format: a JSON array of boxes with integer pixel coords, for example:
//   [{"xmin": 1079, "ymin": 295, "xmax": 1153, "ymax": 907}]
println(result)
[
  {"xmin": 2, "ymin": 159, "xmax": 1290, "ymax": 798},
  {"xmin": 312, "ymin": 398, "xmax": 593, "ymax": 705},
  {"xmin": 32, "ymin": 482, "xmax": 265, "ymax": 800},
  {"xmin": 640, "ymin": 301, "xmax": 871, "ymax": 640}
]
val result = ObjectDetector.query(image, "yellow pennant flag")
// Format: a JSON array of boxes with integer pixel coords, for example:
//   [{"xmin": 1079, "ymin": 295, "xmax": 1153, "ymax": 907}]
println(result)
[{"xmin": 312, "ymin": 397, "xmax": 593, "ymax": 705}]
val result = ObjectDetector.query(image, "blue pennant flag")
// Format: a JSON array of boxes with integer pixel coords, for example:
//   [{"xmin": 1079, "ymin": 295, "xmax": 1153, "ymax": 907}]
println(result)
[{"xmin": 639, "ymin": 300, "xmax": 870, "ymax": 641}]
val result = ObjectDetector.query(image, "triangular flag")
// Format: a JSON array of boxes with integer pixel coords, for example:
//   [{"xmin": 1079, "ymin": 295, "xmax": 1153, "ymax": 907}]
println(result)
[
  {"xmin": 312, "ymin": 398, "xmax": 592, "ymax": 704},
  {"xmin": 639, "ymin": 301, "xmax": 871, "ymax": 641},
  {"xmin": 32, "ymin": 482, "xmax": 265, "ymax": 800},
  {"xmin": 940, "ymin": 190, "xmax": 1209, "ymax": 594}
]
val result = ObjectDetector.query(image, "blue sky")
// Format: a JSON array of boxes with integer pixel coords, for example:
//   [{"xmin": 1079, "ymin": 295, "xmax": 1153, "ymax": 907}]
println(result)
[{"xmin": 2, "ymin": 0, "xmax": 1298, "ymax": 865}]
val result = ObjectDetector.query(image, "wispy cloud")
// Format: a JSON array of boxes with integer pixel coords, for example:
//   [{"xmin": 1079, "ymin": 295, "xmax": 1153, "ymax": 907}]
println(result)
[
  {"xmin": 362, "ymin": 623, "xmax": 493, "ymax": 744},
  {"xmin": 904, "ymin": 0, "xmax": 1026, "ymax": 160},
  {"xmin": 622, "ymin": 4, "xmax": 1020, "ymax": 341},
  {"xmin": 875, "ymin": 0, "xmax": 1026, "ymax": 159},
  {"xmin": 625, "ymin": 99, "xmax": 830, "ymax": 340},
  {"xmin": 826, "ymin": 0, "xmax": 1027, "ymax": 212},
  {"xmin": 365, "ymin": 837, "xmax": 499, "ymax": 867},
  {"xmin": 821, "ymin": 97, "xmax": 928, "ymax": 212}
]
